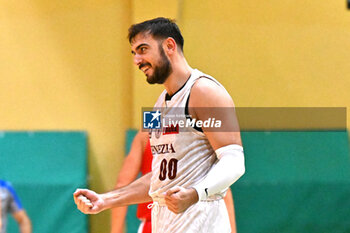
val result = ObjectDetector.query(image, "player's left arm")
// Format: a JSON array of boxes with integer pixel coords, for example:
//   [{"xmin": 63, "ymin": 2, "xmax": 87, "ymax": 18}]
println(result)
[
  {"xmin": 6, "ymin": 181, "xmax": 32, "ymax": 233},
  {"xmin": 165, "ymin": 78, "xmax": 245, "ymax": 213},
  {"xmin": 190, "ymin": 78, "xmax": 242, "ymax": 149},
  {"xmin": 13, "ymin": 210, "xmax": 32, "ymax": 233},
  {"xmin": 224, "ymin": 189, "xmax": 237, "ymax": 233}
]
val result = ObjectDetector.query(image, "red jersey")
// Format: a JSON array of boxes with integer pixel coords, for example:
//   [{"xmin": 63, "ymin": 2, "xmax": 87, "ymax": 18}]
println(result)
[{"xmin": 136, "ymin": 140, "xmax": 153, "ymax": 221}]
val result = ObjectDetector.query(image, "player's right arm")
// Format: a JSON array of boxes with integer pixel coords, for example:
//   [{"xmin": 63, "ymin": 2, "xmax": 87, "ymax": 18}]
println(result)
[
  {"xmin": 73, "ymin": 172, "xmax": 152, "ymax": 214},
  {"xmin": 111, "ymin": 131, "xmax": 149, "ymax": 233},
  {"xmin": 114, "ymin": 131, "xmax": 148, "ymax": 188}
]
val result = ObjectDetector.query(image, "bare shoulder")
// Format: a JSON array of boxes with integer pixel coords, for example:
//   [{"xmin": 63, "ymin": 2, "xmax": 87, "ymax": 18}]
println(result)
[{"xmin": 189, "ymin": 77, "xmax": 234, "ymax": 108}]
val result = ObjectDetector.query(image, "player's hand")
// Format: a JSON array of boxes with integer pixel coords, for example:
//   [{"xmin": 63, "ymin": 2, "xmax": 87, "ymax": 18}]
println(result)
[
  {"xmin": 73, "ymin": 189, "xmax": 105, "ymax": 214},
  {"xmin": 164, "ymin": 186, "xmax": 199, "ymax": 214}
]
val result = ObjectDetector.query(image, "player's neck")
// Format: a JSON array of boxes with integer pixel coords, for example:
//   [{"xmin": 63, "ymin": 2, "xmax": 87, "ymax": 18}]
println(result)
[{"xmin": 163, "ymin": 58, "xmax": 192, "ymax": 96}]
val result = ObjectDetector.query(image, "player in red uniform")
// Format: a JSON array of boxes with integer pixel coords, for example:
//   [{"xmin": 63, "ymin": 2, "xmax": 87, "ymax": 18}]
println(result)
[{"xmin": 111, "ymin": 132, "xmax": 152, "ymax": 233}]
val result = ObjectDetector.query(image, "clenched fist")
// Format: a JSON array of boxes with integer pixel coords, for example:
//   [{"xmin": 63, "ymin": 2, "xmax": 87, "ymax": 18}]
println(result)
[
  {"xmin": 164, "ymin": 186, "xmax": 199, "ymax": 214},
  {"xmin": 73, "ymin": 189, "xmax": 106, "ymax": 214}
]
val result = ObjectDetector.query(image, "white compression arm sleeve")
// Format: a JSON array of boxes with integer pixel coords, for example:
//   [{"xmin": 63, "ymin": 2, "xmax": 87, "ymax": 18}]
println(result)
[{"xmin": 193, "ymin": 144, "xmax": 245, "ymax": 201}]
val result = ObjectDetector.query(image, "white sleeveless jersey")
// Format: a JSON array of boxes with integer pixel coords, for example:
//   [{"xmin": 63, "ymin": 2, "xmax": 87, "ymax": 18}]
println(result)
[{"xmin": 149, "ymin": 69, "xmax": 227, "ymax": 204}]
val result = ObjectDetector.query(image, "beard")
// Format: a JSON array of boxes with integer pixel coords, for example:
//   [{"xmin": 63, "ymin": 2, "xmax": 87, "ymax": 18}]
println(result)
[{"xmin": 145, "ymin": 45, "xmax": 172, "ymax": 84}]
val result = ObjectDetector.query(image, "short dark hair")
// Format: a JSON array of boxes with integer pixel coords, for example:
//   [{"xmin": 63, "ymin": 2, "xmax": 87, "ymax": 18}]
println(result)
[{"xmin": 128, "ymin": 17, "xmax": 184, "ymax": 51}]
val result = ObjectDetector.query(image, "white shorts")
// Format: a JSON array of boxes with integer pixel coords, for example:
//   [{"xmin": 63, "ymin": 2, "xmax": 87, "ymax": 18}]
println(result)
[{"xmin": 152, "ymin": 199, "xmax": 230, "ymax": 233}]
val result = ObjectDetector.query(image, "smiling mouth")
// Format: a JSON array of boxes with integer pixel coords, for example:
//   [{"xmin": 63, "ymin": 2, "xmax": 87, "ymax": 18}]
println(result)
[
  {"xmin": 143, "ymin": 67, "xmax": 150, "ymax": 73},
  {"xmin": 139, "ymin": 63, "xmax": 151, "ymax": 73}
]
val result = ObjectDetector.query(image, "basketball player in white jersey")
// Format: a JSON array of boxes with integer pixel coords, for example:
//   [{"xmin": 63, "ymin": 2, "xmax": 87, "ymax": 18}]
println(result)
[{"xmin": 74, "ymin": 17, "xmax": 245, "ymax": 233}]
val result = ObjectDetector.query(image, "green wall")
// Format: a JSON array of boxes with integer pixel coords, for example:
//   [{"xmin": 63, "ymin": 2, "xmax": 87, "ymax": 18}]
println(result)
[
  {"xmin": 234, "ymin": 131, "xmax": 350, "ymax": 233},
  {"xmin": 0, "ymin": 132, "xmax": 88, "ymax": 233}
]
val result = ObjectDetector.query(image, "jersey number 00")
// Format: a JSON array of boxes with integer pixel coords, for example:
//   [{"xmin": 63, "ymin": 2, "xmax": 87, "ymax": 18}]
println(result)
[{"xmin": 159, "ymin": 158, "xmax": 178, "ymax": 180}]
